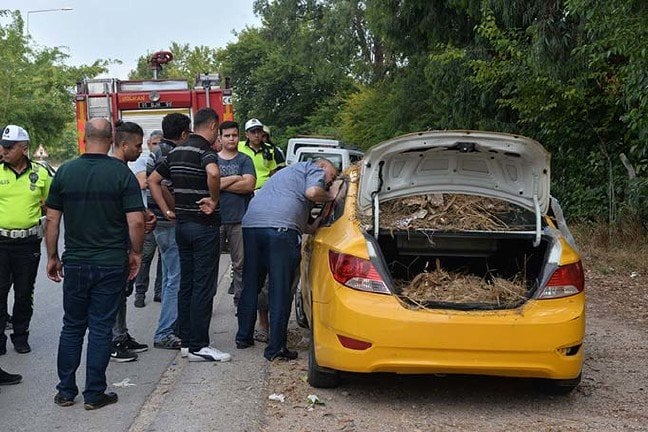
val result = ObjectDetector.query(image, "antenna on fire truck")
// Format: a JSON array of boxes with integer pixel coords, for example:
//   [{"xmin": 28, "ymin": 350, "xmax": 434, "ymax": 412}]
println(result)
[{"xmin": 149, "ymin": 51, "xmax": 174, "ymax": 79}]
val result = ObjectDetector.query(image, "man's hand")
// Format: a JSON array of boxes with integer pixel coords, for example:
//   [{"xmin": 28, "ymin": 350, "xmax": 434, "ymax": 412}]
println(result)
[
  {"xmin": 47, "ymin": 256, "xmax": 63, "ymax": 282},
  {"xmin": 144, "ymin": 210, "xmax": 157, "ymax": 233},
  {"xmin": 128, "ymin": 251, "xmax": 142, "ymax": 281},
  {"xmin": 197, "ymin": 197, "xmax": 217, "ymax": 215}
]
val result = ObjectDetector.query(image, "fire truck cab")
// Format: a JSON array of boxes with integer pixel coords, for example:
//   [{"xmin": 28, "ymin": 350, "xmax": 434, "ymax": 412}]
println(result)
[{"xmin": 75, "ymin": 72, "xmax": 233, "ymax": 153}]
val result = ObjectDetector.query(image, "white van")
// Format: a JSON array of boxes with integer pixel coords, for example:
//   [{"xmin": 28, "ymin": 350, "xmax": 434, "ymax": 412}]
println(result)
[
  {"xmin": 295, "ymin": 146, "xmax": 364, "ymax": 172},
  {"xmin": 286, "ymin": 137, "xmax": 340, "ymax": 166}
]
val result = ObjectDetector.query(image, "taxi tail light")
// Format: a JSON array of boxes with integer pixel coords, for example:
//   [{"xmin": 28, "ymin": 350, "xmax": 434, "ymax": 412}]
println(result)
[
  {"xmin": 328, "ymin": 251, "xmax": 390, "ymax": 294},
  {"xmin": 337, "ymin": 334, "xmax": 372, "ymax": 350},
  {"xmin": 538, "ymin": 261, "xmax": 584, "ymax": 299}
]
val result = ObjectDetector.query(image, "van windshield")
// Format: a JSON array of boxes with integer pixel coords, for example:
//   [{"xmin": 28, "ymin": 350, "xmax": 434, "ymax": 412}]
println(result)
[{"xmin": 298, "ymin": 152, "xmax": 343, "ymax": 171}]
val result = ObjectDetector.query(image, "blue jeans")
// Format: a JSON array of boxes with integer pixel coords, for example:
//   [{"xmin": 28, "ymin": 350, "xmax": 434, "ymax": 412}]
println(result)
[
  {"xmin": 236, "ymin": 228, "xmax": 301, "ymax": 360},
  {"xmin": 154, "ymin": 225, "xmax": 181, "ymax": 341},
  {"xmin": 56, "ymin": 264, "xmax": 127, "ymax": 403},
  {"xmin": 175, "ymin": 221, "xmax": 220, "ymax": 351}
]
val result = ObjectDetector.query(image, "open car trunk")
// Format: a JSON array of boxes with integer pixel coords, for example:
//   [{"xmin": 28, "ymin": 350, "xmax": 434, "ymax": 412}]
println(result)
[
  {"xmin": 355, "ymin": 131, "xmax": 555, "ymax": 310},
  {"xmin": 368, "ymin": 229, "xmax": 551, "ymax": 310}
]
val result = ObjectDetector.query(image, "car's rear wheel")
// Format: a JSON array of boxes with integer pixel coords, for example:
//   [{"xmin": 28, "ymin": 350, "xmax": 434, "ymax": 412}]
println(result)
[
  {"xmin": 308, "ymin": 330, "xmax": 340, "ymax": 388},
  {"xmin": 535, "ymin": 373, "xmax": 582, "ymax": 395},
  {"xmin": 294, "ymin": 283, "xmax": 309, "ymax": 329}
]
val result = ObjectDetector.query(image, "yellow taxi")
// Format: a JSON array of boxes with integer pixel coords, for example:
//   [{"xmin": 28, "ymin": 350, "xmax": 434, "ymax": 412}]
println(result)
[{"xmin": 296, "ymin": 130, "xmax": 585, "ymax": 393}]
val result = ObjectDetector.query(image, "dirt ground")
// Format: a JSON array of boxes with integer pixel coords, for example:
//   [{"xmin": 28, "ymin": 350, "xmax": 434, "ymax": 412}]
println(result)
[{"xmin": 259, "ymin": 244, "xmax": 648, "ymax": 431}]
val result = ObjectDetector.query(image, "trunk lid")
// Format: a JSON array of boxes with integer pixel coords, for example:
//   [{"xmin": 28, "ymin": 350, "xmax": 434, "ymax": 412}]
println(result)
[{"xmin": 358, "ymin": 130, "xmax": 551, "ymax": 215}]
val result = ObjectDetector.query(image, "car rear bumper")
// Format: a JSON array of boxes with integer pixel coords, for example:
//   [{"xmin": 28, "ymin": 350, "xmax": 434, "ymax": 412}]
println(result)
[{"xmin": 312, "ymin": 290, "xmax": 585, "ymax": 379}]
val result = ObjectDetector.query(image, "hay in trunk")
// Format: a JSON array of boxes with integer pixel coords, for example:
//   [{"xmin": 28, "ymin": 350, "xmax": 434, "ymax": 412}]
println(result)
[
  {"xmin": 395, "ymin": 261, "xmax": 527, "ymax": 308},
  {"xmin": 360, "ymin": 193, "xmax": 534, "ymax": 231}
]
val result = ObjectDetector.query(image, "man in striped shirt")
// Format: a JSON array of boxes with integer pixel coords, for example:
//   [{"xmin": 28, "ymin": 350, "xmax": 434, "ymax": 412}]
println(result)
[{"xmin": 148, "ymin": 108, "xmax": 231, "ymax": 363}]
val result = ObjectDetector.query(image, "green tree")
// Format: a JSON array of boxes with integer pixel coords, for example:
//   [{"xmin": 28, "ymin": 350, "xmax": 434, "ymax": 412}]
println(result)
[
  {"xmin": 0, "ymin": 10, "xmax": 107, "ymax": 159},
  {"xmin": 128, "ymin": 42, "xmax": 221, "ymax": 85}
]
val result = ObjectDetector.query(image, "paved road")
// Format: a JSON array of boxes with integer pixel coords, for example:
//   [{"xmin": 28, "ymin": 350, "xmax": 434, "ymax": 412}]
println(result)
[{"xmin": 1, "ymin": 240, "xmax": 269, "ymax": 432}]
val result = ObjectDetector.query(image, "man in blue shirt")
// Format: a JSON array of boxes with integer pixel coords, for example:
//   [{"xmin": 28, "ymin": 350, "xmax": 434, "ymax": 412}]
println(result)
[{"xmin": 235, "ymin": 159, "xmax": 337, "ymax": 361}]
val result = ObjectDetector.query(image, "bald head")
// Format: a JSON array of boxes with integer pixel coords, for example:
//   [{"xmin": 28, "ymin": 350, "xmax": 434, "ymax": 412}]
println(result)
[{"xmin": 84, "ymin": 118, "xmax": 113, "ymax": 153}]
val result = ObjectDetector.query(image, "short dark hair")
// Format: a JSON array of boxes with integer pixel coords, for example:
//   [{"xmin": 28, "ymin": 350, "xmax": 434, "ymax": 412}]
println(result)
[
  {"xmin": 218, "ymin": 120, "xmax": 239, "ymax": 135},
  {"xmin": 162, "ymin": 113, "xmax": 191, "ymax": 140},
  {"xmin": 114, "ymin": 120, "xmax": 143, "ymax": 144},
  {"xmin": 193, "ymin": 108, "xmax": 219, "ymax": 130}
]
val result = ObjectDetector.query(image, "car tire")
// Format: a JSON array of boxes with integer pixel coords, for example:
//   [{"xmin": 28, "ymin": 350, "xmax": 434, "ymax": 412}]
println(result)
[
  {"xmin": 308, "ymin": 330, "xmax": 340, "ymax": 388},
  {"xmin": 535, "ymin": 373, "xmax": 582, "ymax": 395},
  {"xmin": 294, "ymin": 283, "xmax": 309, "ymax": 329}
]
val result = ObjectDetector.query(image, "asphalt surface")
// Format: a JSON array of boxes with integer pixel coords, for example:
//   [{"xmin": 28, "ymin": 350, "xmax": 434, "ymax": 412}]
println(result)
[{"xmin": 0, "ymin": 239, "xmax": 268, "ymax": 432}]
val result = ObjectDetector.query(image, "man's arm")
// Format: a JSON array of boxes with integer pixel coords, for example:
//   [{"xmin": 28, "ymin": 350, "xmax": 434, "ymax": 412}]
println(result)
[
  {"xmin": 222, "ymin": 174, "xmax": 255, "ymax": 194},
  {"xmin": 220, "ymin": 175, "xmax": 241, "ymax": 190},
  {"xmin": 196, "ymin": 162, "xmax": 220, "ymax": 215},
  {"xmin": 126, "ymin": 211, "xmax": 145, "ymax": 280},
  {"xmin": 305, "ymin": 185, "xmax": 336, "ymax": 203},
  {"xmin": 135, "ymin": 171, "xmax": 147, "ymax": 190},
  {"xmin": 45, "ymin": 208, "xmax": 63, "ymax": 282},
  {"xmin": 205, "ymin": 162, "xmax": 220, "ymax": 203},
  {"xmin": 149, "ymin": 170, "xmax": 174, "ymax": 219}
]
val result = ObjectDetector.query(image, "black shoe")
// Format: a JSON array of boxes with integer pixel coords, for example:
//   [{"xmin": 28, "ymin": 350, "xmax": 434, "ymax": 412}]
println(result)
[
  {"xmin": 123, "ymin": 334, "xmax": 148, "ymax": 353},
  {"xmin": 110, "ymin": 342, "xmax": 138, "ymax": 362},
  {"xmin": 154, "ymin": 334, "xmax": 181, "ymax": 350},
  {"xmin": 153, "ymin": 294, "xmax": 162, "ymax": 303},
  {"xmin": 0, "ymin": 368, "xmax": 22, "ymax": 385},
  {"xmin": 84, "ymin": 392, "xmax": 118, "ymax": 410},
  {"xmin": 236, "ymin": 340, "xmax": 254, "ymax": 349},
  {"xmin": 134, "ymin": 297, "xmax": 145, "ymax": 308},
  {"xmin": 54, "ymin": 393, "xmax": 75, "ymax": 406},
  {"xmin": 268, "ymin": 348, "xmax": 298, "ymax": 361},
  {"xmin": 14, "ymin": 340, "xmax": 31, "ymax": 354}
]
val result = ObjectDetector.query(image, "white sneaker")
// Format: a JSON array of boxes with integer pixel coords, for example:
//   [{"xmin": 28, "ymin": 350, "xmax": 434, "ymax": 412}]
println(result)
[
  {"xmin": 180, "ymin": 347, "xmax": 189, "ymax": 358},
  {"xmin": 188, "ymin": 346, "xmax": 231, "ymax": 362}
]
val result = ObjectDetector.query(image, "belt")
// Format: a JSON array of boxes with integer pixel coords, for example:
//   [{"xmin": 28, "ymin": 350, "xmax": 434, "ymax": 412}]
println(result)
[{"xmin": 0, "ymin": 221, "xmax": 43, "ymax": 239}]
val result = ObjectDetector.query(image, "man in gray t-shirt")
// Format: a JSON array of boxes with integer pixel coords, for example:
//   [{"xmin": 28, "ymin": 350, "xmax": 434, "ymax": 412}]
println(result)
[{"xmin": 236, "ymin": 159, "xmax": 337, "ymax": 361}]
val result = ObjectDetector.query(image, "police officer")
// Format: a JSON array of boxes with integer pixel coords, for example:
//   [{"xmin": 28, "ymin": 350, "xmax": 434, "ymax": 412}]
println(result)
[
  {"xmin": 238, "ymin": 119, "xmax": 285, "ymax": 190},
  {"xmin": 0, "ymin": 125, "xmax": 52, "ymax": 355}
]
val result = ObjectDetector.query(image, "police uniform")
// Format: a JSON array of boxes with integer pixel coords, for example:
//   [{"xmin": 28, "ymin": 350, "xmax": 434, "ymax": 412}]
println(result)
[
  {"xmin": 238, "ymin": 140, "xmax": 284, "ymax": 189},
  {"xmin": 0, "ymin": 125, "xmax": 52, "ymax": 354}
]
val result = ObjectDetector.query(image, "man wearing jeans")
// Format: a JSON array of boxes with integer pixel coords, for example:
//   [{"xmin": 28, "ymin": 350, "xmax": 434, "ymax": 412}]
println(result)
[
  {"xmin": 45, "ymin": 118, "xmax": 145, "ymax": 410},
  {"xmin": 147, "ymin": 114, "xmax": 191, "ymax": 350},
  {"xmin": 149, "ymin": 108, "xmax": 230, "ymax": 363},
  {"xmin": 236, "ymin": 159, "xmax": 337, "ymax": 361}
]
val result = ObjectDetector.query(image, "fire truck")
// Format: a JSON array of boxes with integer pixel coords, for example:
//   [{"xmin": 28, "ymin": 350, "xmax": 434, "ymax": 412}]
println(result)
[{"xmin": 74, "ymin": 51, "xmax": 234, "ymax": 153}]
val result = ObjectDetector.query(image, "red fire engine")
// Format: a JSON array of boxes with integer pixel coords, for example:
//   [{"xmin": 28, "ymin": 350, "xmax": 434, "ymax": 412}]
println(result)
[{"xmin": 74, "ymin": 51, "xmax": 233, "ymax": 153}]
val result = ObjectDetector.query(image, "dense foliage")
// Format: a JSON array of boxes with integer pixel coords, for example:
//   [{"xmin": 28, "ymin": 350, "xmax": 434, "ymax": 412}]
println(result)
[
  {"xmin": 2, "ymin": 2, "xmax": 645, "ymax": 223},
  {"xmin": 214, "ymin": 0, "xmax": 646, "ymax": 223},
  {"xmin": 0, "ymin": 10, "xmax": 107, "ymax": 160}
]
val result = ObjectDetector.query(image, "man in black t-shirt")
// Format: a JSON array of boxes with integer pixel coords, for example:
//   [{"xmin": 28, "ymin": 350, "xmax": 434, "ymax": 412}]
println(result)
[{"xmin": 149, "ymin": 108, "xmax": 231, "ymax": 363}]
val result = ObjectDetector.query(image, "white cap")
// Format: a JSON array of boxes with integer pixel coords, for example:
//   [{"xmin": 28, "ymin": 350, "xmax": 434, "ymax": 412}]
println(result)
[
  {"xmin": 1, "ymin": 125, "xmax": 30, "ymax": 147},
  {"xmin": 245, "ymin": 118, "xmax": 264, "ymax": 131}
]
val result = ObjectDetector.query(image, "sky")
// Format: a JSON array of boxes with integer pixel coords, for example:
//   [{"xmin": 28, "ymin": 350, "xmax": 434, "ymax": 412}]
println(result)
[{"xmin": 2, "ymin": 0, "xmax": 261, "ymax": 79}]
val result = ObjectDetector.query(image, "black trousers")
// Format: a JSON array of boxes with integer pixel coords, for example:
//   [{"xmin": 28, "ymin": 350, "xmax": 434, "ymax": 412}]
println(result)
[{"xmin": 0, "ymin": 239, "xmax": 41, "ymax": 345}]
